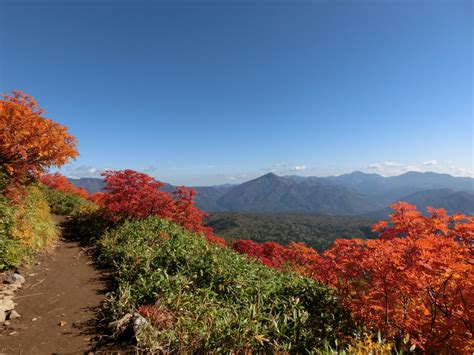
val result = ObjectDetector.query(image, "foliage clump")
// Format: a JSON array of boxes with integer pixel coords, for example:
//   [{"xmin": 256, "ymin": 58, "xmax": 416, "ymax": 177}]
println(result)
[
  {"xmin": 100, "ymin": 170, "xmax": 224, "ymax": 245},
  {"xmin": 0, "ymin": 91, "xmax": 73, "ymax": 269},
  {"xmin": 0, "ymin": 91, "xmax": 78, "ymax": 198},
  {"xmin": 97, "ymin": 217, "xmax": 352, "ymax": 352},
  {"xmin": 40, "ymin": 173, "xmax": 98, "ymax": 216},
  {"xmin": 0, "ymin": 185, "xmax": 58, "ymax": 270}
]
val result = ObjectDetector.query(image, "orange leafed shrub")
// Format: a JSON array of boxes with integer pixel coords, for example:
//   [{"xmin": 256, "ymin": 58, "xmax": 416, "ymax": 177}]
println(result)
[
  {"xmin": 88, "ymin": 192, "xmax": 106, "ymax": 206},
  {"xmin": 41, "ymin": 172, "xmax": 89, "ymax": 199},
  {"xmin": 232, "ymin": 202, "xmax": 473, "ymax": 352},
  {"xmin": 314, "ymin": 202, "xmax": 474, "ymax": 353},
  {"xmin": 0, "ymin": 91, "xmax": 78, "ymax": 196}
]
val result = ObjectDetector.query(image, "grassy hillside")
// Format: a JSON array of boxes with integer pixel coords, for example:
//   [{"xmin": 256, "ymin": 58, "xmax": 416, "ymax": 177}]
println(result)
[{"xmin": 92, "ymin": 217, "xmax": 353, "ymax": 352}]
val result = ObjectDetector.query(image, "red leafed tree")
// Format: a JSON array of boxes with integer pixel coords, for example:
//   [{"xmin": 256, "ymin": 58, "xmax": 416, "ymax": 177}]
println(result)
[
  {"xmin": 102, "ymin": 170, "xmax": 173, "ymax": 221},
  {"xmin": 0, "ymin": 91, "xmax": 78, "ymax": 196},
  {"xmin": 41, "ymin": 172, "xmax": 89, "ymax": 199},
  {"xmin": 171, "ymin": 186, "xmax": 213, "ymax": 237},
  {"xmin": 314, "ymin": 202, "xmax": 474, "ymax": 353},
  {"xmin": 101, "ymin": 170, "xmax": 216, "ymax": 241}
]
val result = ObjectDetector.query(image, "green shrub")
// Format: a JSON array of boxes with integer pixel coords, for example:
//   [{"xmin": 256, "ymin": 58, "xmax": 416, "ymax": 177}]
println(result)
[
  {"xmin": 0, "ymin": 185, "xmax": 58, "ymax": 270},
  {"xmin": 41, "ymin": 185, "xmax": 96, "ymax": 215},
  {"xmin": 97, "ymin": 217, "xmax": 353, "ymax": 352},
  {"xmin": 0, "ymin": 195, "xmax": 23, "ymax": 269}
]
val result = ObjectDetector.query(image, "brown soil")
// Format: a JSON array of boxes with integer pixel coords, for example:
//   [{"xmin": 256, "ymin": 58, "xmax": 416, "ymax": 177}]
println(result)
[{"xmin": 0, "ymin": 217, "xmax": 107, "ymax": 354}]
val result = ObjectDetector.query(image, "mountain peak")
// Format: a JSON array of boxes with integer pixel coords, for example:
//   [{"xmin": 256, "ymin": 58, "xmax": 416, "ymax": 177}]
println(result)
[
  {"xmin": 348, "ymin": 170, "xmax": 382, "ymax": 177},
  {"xmin": 260, "ymin": 172, "xmax": 279, "ymax": 179}
]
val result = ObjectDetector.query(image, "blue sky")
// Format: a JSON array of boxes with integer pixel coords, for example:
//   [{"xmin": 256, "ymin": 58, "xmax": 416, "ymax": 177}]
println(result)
[{"xmin": 1, "ymin": 0, "xmax": 472, "ymax": 185}]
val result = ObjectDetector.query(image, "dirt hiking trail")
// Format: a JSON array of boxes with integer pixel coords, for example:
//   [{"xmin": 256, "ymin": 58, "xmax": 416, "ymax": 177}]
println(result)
[{"xmin": 0, "ymin": 217, "xmax": 107, "ymax": 354}]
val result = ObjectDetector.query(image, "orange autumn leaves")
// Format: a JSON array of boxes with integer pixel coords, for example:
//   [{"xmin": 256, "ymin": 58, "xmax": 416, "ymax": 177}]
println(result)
[
  {"xmin": 0, "ymin": 91, "xmax": 78, "ymax": 197},
  {"xmin": 238, "ymin": 203, "xmax": 474, "ymax": 353},
  {"xmin": 332, "ymin": 203, "xmax": 474, "ymax": 353}
]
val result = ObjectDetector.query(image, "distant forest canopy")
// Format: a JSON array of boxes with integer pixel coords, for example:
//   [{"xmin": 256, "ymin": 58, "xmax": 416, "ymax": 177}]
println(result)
[
  {"xmin": 206, "ymin": 212, "xmax": 377, "ymax": 252},
  {"xmin": 70, "ymin": 171, "xmax": 474, "ymax": 217}
]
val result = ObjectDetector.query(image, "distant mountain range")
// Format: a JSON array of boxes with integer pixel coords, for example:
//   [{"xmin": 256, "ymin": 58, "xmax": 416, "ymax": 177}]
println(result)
[
  {"xmin": 69, "ymin": 171, "xmax": 474, "ymax": 216},
  {"xmin": 69, "ymin": 177, "xmax": 105, "ymax": 192}
]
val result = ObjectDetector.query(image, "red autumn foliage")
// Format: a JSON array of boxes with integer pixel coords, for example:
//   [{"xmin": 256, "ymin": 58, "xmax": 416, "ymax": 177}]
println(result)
[
  {"xmin": 232, "ymin": 202, "xmax": 473, "ymax": 353},
  {"xmin": 138, "ymin": 303, "xmax": 174, "ymax": 328},
  {"xmin": 102, "ymin": 169, "xmax": 172, "ymax": 221},
  {"xmin": 205, "ymin": 234, "xmax": 227, "ymax": 247},
  {"xmin": 0, "ymin": 91, "xmax": 78, "ymax": 198},
  {"xmin": 233, "ymin": 240, "xmax": 288, "ymax": 268},
  {"xmin": 89, "ymin": 192, "xmax": 106, "ymax": 206},
  {"xmin": 41, "ymin": 172, "xmax": 89, "ymax": 199},
  {"xmin": 232, "ymin": 240, "xmax": 322, "ymax": 271},
  {"xmin": 283, "ymin": 242, "xmax": 323, "ymax": 276},
  {"xmin": 171, "ymin": 186, "xmax": 213, "ymax": 237},
  {"xmin": 101, "ymin": 169, "xmax": 215, "ymax": 239}
]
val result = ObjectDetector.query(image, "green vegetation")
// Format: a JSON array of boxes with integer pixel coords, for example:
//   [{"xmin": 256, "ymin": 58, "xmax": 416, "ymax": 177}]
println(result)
[
  {"xmin": 0, "ymin": 185, "xmax": 58, "ymax": 270},
  {"xmin": 0, "ymin": 194, "xmax": 22, "ymax": 270},
  {"xmin": 94, "ymin": 216, "xmax": 353, "ymax": 352},
  {"xmin": 41, "ymin": 185, "xmax": 96, "ymax": 216},
  {"xmin": 207, "ymin": 212, "xmax": 377, "ymax": 251}
]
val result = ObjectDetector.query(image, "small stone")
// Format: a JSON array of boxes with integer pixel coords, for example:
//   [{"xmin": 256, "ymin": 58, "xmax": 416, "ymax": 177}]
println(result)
[
  {"xmin": 4, "ymin": 320, "xmax": 10, "ymax": 325},
  {"xmin": 0, "ymin": 289, "xmax": 14, "ymax": 296},
  {"xmin": 109, "ymin": 313, "xmax": 132, "ymax": 334},
  {"xmin": 7, "ymin": 284, "xmax": 19, "ymax": 291},
  {"xmin": 32, "ymin": 317, "xmax": 37, "ymax": 322},
  {"xmin": 8, "ymin": 310, "xmax": 20, "ymax": 320},
  {"xmin": 6, "ymin": 273, "xmax": 25, "ymax": 285},
  {"xmin": 9, "ymin": 331, "xmax": 18, "ymax": 336},
  {"xmin": 132, "ymin": 312, "xmax": 148, "ymax": 334},
  {"xmin": 0, "ymin": 309, "xmax": 6, "ymax": 323},
  {"xmin": 59, "ymin": 320, "xmax": 66, "ymax": 327},
  {"xmin": 0, "ymin": 299, "xmax": 15, "ymax": 311},
  {"xmin": 29, "ymin": 273, "xmax": 36, "ymax": 277}
]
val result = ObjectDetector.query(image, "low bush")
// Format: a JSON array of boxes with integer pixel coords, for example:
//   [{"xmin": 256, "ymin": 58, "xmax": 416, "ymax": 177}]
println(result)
[
  {"xmin": 96, "ymin": 217, "xmax": 353, "ymax": 352},
  {"xmin": 0, "ymin": 185, "xmax": 58, "ymax": 270},
  {"xmin": 0, "ymin": 195, "xmax": 23, "ymax": 269},
  {"xmin": 41, "ymin": 185, "xmax": 97, "ymax": 216}
]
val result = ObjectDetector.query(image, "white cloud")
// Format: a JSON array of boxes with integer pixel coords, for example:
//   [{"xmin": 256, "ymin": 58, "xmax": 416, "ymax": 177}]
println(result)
[
  {"xmin": 368, "ymin": 161, "xmax": 403, "ymax": 169},
  {"xmin": 59, "ymin": 165, "xmax": 105, "ymax": 179},
  {"xmin": 262, "ymin": 162, "xmax": 308, "ymax": 173},
  {"xmin": 422, "ymin": 160, "xmax": 438, "ymax": 166},
  {"xmin": 290, "ymin": 165, "xmax": 307, "ymax": 171}
]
